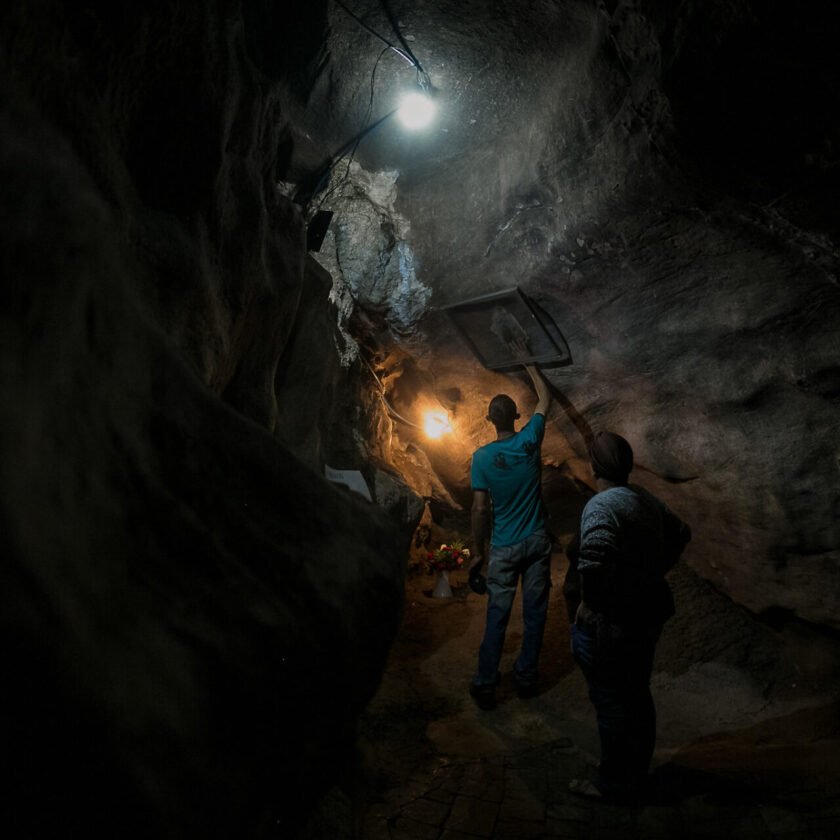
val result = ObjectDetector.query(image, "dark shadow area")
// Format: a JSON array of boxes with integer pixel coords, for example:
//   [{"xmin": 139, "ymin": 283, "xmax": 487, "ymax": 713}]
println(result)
[
  {"xmin": 662, "ymin": 0, "xmax": 840, "ymax": 217},
  {"xmin": 647, "ymin": 762, "xmax": 778, "ymax": 808}
]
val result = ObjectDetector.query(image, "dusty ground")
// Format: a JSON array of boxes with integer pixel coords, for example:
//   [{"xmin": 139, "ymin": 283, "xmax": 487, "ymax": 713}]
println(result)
[{"xmin": 303, "ymin": 544, "xmax": 840, "ymax": 839}]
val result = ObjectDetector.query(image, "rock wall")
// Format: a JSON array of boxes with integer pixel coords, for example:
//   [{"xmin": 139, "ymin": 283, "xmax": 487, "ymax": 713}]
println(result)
[
  {"xmin": 297, "ymin": 0, "xmax": 840, "ymax": 629},
  {"xmin": 314, "ymin": 162, "xmax": 431, "ymax": 337},
  {"xmin": 526, "ymin": 202, "xmax": 840, "ymax": 627},
  {"xmin": 0, "ymin": 1, "xmax": 413, "ymax": 835}
]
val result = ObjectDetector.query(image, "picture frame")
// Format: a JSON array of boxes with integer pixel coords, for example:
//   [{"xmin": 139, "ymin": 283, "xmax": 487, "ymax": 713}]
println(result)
[{"xmin": 441, "ymin": 287, "xmax": 572, "ymax": 371}]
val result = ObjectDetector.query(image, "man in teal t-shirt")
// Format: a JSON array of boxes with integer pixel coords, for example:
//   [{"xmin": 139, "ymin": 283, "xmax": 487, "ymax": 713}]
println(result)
[{"xmin": 468, "ymin": 357, "xmax": 552, "ymax": 710}]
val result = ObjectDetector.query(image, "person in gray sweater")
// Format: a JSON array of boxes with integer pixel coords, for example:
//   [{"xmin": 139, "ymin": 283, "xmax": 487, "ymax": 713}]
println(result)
[{"xmin": 568, "ymin": 431, "xmax": 690, "ymax": 802}]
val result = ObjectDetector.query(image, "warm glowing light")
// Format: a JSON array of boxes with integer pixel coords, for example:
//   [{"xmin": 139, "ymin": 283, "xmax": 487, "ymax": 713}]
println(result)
[
  {"xmin": 424, "ymin": 410, "xmax": 452, "ymax": 439},
  {"xmin": 398, "ymin": 91, "xmax": 436, "ymax": 129}
]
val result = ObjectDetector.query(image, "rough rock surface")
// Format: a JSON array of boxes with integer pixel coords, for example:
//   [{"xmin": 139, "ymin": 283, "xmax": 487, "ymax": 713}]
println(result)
[
  {"xmin": 315, "ymin": 162, "xmax": 431, "ymax": 336},
  {"xmin": 1, "ymin": 1, "xmax": 413, "ymax": 836},
  {"xmin": 273, "ymin": 257, "xmax": 424, "ymax": 533}
]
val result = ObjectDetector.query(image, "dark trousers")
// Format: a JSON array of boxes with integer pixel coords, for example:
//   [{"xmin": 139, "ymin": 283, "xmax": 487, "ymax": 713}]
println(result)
[
  {"xmin": 474, "ymin": 530, "xmax": 552, "ymax": 688},
  {"xmin": 571, "ymin": 620, "xmax": 661, "ymax": 795}
]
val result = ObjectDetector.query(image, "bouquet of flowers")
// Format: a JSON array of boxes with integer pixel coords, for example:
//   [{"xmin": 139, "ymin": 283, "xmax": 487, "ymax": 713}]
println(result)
[{"xmin": 427, "ymin": 541, "xmax": 470, "ymax": 572}]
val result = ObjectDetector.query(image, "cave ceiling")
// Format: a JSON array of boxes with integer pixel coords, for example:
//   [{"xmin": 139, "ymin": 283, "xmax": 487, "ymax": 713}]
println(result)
[{"xmin": 291, "ymin": 0, "xmax": 840, "ymax": 626}]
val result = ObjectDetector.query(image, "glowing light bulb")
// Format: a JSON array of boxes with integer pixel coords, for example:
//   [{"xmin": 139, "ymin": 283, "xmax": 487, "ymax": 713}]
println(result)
[
  {"xmin": 398, "ymin": 91, "xmax": 435, "ymax": 129},
  {"xmin": 424, "ymin": 410, "xmax": 452, "ymax": 439}
]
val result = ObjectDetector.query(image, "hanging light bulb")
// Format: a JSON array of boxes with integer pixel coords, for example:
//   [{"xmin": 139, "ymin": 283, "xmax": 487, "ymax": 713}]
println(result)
[{"xmin": 398, "ymin": 91, "xmax": 436, "ymax": 129}]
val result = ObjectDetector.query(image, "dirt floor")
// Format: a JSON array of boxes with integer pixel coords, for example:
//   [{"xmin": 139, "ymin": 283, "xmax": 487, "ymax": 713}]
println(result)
[{"xmin": 303, "ymin": 544, "xmax": 840, "ymax": 840}]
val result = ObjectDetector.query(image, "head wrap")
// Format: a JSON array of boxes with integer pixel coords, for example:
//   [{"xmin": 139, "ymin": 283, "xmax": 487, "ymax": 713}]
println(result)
[{"xmin": 589, "ymin": 431, "xmax": 634, "ymax": 483}]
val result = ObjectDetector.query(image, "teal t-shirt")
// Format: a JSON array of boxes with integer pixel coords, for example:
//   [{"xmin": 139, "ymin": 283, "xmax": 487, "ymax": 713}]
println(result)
[{"xmin": 471, "ymin": 414, "xmax": 546, "ymax": 547}]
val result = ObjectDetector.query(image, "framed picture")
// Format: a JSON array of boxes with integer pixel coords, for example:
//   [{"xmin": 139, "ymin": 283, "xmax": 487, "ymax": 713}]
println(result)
[{"xmin": 442, "ymin": 288, "xmax": 571, "ymax": 371}]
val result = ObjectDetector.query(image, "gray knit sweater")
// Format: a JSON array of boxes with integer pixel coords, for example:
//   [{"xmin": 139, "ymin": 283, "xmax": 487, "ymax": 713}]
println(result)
[{"xmin": 578, "ymin": 484, "xmax": 689, "ymax": 627}]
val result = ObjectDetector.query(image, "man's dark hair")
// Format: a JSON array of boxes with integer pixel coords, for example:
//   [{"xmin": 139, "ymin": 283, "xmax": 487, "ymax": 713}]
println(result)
[
  {"xmin": 488, "ymin": 394, "xmax": 518, "ymax": 431},
  {"xmin": 588, "ymin": 431, "xmax": 634, "ymax": 484}
]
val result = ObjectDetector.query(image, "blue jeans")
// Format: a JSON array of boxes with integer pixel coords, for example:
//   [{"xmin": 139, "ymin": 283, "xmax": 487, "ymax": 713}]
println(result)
[
  {"xmin": 571, "ymin": 620, "xmax": 661, "ymax": 795},
  {"xmin": 474, "ymin": 530, "xmax": 552, "ymax": 688}
]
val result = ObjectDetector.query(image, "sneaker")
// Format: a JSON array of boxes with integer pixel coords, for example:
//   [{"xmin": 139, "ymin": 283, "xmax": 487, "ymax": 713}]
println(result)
[
  {"xmin": 469, "ymin": 682, "xmax": 496, "ymax": 710},
  {"xmin": 568, "ymin": 778, "xmax": 605, "ymax": 801},
  {"xmin": 569, "ymin": 776, "xmax": 646, "ymax": 806}
]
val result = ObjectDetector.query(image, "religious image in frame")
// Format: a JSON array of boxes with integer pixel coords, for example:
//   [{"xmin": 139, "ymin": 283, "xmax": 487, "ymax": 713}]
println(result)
[{"xmin": 442, "ymin": 288, "xmax": 572, "ymax": 371}]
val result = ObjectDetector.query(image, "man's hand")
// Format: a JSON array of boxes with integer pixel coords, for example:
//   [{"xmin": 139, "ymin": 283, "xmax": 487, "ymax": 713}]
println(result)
[
  {"xmin": 468, "ymin": 554, "xmax": 485, "ymax": 577},
  {"xmin": 507, "ymin": 335, "xmax": 530, "ymax": 361},
  {"xmin": 467, "ymin": 553, "xmax": 488, "ymax": 595}
]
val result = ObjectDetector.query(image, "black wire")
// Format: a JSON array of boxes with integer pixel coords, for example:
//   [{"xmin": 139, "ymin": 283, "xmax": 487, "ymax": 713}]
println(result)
[
  {"xmin": 333, "ymin": 0, "xmax": 416, "ymax": 67},
  {"xmin": 304, "ymin": 1, "xmax": 433, "ymax": 209},
  {"xmin": 376, "ymin": 0, "xmax": 425, "ymax": 78},
  {"xmin": 314, "ymin": 45, "xmax": 390, "ymax": 212}
]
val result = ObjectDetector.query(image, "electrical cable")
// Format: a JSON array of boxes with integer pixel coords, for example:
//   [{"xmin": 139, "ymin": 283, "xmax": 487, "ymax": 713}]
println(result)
[
  {"xmin": 334, "ymin": 0, "xmax": 416, "ymax": 67},
  {"xmin": 376, "ymin": 0, "xmax": 428, "ymax": 84},
  {"xmin": 302, "ymin": 0, "xmax": 434, "ymax": 209},
  {"xmin": 314, "ymin": 44, "xmax": 390, "ymax": 213},
  {"xmin": 361, "ymin": 356, "xmax": 424, "ymax": 431}
]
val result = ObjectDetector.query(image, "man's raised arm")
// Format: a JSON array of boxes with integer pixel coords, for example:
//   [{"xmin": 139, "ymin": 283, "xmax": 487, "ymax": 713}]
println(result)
[
  {"xmin": 524, "ymin": 363, "xmax": 551, "ymax": 417},
  {"xmin": 508, "ymin": 337, "xmax": 551, "ymax": 417}
]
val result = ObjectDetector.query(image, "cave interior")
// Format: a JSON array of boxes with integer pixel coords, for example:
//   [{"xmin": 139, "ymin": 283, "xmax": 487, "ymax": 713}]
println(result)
[{"xmin": 1, "ymin": 0, "xmax": 839, "ymax": 837}]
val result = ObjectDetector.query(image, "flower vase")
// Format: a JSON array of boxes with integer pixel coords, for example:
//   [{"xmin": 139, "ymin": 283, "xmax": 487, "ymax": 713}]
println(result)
[{"xmin": 432, "ymin": 569, "xmax": 453, "ymax": 598}]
